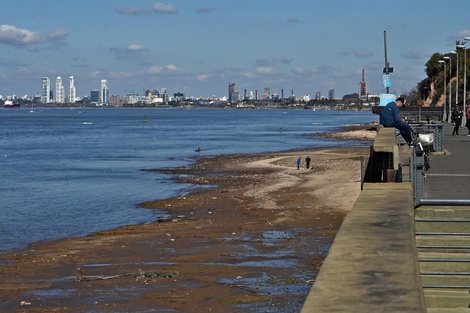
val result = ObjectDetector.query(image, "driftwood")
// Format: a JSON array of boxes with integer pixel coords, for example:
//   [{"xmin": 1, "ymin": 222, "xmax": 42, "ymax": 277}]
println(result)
[{"xmin": 76, "ymin": 266, "xmax": 179, "ymax": 282}]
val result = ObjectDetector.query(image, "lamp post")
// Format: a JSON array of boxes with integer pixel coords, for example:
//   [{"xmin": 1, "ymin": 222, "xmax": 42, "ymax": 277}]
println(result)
[
  {"xmin": 450, "ymin": 50, "xmax": 458, "ymax": 108},
  {"xmin": 448, "ymin": 53, "xmax": 455, "ymax": 117},
  {"xmin": 463, "ymin": 37, "xmax": 470, "ymax": 125},
  {"xmin": 456, "ymin": 42, "xmax": 466, "ymax": 109},
  {"xmin": 439, "ymin": 59, "xmax": 447, "ymax": 121},
  {"xmin": 444, "ymin": 56, "xmax": 452, "ymax": 122}
]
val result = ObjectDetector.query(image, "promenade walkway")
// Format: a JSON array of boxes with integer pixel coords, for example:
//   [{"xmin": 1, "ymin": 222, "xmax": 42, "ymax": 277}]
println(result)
[
  {"xmin": 416, "ymin": 122, "xmax": 470, "ymax": 312},
  {"xmin": 424, "ymin": 123, "xmax": 470, "ymax": 198},
  {"xmin": 301, "ymin": 122, "xmax": 470, "ymax": 312}
]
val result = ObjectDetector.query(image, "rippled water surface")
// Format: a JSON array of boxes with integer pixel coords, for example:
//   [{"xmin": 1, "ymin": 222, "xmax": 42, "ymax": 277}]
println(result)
[{"xmin": 0, "ymin": 108, "xmax": 378, "ymax": 251}]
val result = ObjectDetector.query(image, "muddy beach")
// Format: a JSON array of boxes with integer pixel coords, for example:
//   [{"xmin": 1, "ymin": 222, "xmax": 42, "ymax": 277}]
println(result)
[{"xmin": 0, "ymin": 126, "xmax": 376, "ymax": 312}]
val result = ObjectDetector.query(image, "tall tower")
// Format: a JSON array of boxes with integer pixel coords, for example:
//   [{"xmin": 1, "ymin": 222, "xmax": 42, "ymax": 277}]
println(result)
[
  {"xmin": 56, "ymin": 76, "xmax": 64, "ymax": 103},
  {"xmin": 100, "ymin": 79, "xmax": 109, "ymax": 104},
  {"xmin": 263, "ymin": 86, "xmax": 270, "ymax": 100},
  {"xmin": 41, "ymin": 77, "xmax": 50, "ymax": 103},
  {"xmin": 358, "ymin": 69, "xmax": 368, "ymax": 99},
  {"xmin": 228, "ymin": 83, "xmax": 236, "ymax": 104},
  {"xmin": 329, "ymin": 88, "xmax": 335, "ymax": 100},
  {"xmin": 69, "ymin": 76, "xmax": 76, "ymax": 103}
]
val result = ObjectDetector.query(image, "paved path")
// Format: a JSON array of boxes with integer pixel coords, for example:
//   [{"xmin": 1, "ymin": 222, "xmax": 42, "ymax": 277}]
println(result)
[
  {"xmin": 417, "ymin": 122, "xmax": 470, "ymax": 311},
  {"xmin": 424, "ymin": 123, "xmax": 470, "ymax": 199}
]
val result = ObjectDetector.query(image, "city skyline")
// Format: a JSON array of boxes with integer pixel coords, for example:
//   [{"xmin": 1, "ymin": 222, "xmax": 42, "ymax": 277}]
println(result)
[{"xmin": 0, "ymin": 1, "xmax": 469, "ymax": 99}]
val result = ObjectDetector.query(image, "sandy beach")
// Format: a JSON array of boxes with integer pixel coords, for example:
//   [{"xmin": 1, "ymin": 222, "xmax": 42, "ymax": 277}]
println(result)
[{"xmin": 0, "ymin": 126, "xmax": 376, "ymax": 312}]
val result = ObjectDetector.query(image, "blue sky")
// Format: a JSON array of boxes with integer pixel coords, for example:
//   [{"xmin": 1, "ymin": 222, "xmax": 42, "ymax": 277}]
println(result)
[{"xmin": 1, "ymin": 0, "xmax": 469, "ymax": 100}]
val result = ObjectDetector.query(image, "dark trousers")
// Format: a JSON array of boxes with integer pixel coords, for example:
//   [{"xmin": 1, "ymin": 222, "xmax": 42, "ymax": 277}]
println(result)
[
  {"xmin": 453, "ymin": 119, "xmax": 461, "ymax": 135},
  {"xmin": 388, "ymin": 122, "xmax": 413, "ymax": 144}
]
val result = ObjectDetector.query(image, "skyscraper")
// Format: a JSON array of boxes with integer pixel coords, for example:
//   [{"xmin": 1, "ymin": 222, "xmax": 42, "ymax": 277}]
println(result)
[
  {"xmin": 228, "ymin": 83, "xmax": 236, "ymax": 104},
  {"xmin": 69, "ymin": 76, "xmax": 76, "ymax": 103},
  {"xmin": 263, "ymin": 86, "xmax": 270, "ymax": 100},
  {"xmin": 56, "ymin": 76, "xmax": 64, "ymax": 103},
  {"xmin": 41, "ymin": 77, "xmax": 50, "ymax": 103},
  {"xmin": 100, "ymin": 79, "xmax": 108, "ymax": 104}
]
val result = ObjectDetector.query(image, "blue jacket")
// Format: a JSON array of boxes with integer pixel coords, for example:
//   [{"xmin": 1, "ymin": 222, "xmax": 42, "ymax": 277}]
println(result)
[{"xmin": 381, "ymin": 101, "xmax": 400, "ymax": 126}]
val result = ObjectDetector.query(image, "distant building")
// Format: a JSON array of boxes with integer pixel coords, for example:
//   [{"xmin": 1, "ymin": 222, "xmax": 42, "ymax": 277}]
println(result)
[
  {"xmin": 56, "ymin": 76, "xmax": 64, "ymax": 103},
  {"xmin": 41, "ymin": 77, "xmax": 51, "ymax": 103},
  {"xmin": 228, "ymin": 83, "xmax": 237, "ymax": 104},
  {"xmin": 315, "ymin": 91, "xmax": 321, "ymax": 101},
  {"xmin": 69, "ymin": 76, "xmax": 76, "ymax": 103},
  {"xmin": 146, "ymin": 88, "xmax": 169, "ymax": 104},
  {"xmin": 100, "ymin": 79, "xmax": 108, "ymax": 104},
  {"xmin": 125, "ymin": 93, "xmax": 140, "ymax": 104},
  {"xmin": 263, "ymin": 86, "xmax": 270, "ymax": 100},
  {"xmin": 174, "ymin": 92, "xmax": 185, "ymax": 101},
  {"xmin": 90, "ymin": 90, "xmax": 99, "ymax": 102},
  {"xmin": 329, "ymin": 88, "xmax": 335, "ymax": 100}
]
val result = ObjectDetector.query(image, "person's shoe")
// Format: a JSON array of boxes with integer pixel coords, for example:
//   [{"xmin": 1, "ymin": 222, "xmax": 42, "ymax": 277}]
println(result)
[{"xmin": 411, "ymin": 137, "xmax": 420, "ymax": 146}]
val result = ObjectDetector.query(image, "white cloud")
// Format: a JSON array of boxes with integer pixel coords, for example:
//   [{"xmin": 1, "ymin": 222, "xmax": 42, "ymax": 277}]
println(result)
[
  {"xmin": 152, "ymin": 3, "xmax": 178, "ymax": 14},
  {"xmin": 148, "ymin": 66, "xmax": 163, "ymax": 74},
  {"xmin": 127, "ymin": 44, "xmax": 146, "ymax": 52},
  {"xmin": 255, "ymin": 66, "xmax": 275, "ymax": 74},
  {"xmin": 0, "ymin": 24, "xmax": 67, "ymax": 46},
  {"xmin": 147, "ymin": 64, "xmax": 180, "ymax": 75},
  {"xmin": 196, "ymin": 74, "xmax": 210, "ymax": 81}
]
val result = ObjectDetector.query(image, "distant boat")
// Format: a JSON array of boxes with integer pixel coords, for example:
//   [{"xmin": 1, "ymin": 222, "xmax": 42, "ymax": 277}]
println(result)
[
  {"xmin": 3, "ymin": 100, "xmax": 20, "ymax": 109},
  {"xmin": 82, "ymin": 122, "xmax": 93, "ymax": 125},
  {"xmin": 30, "ymin": 103, "xmax": 34, "ymax": 113}
]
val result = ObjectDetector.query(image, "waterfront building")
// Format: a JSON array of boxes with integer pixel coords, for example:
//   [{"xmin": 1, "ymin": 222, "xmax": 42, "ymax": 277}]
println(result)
[
  {"xmin": 329, "ymin": 88, "xmax": 335, "ymax": 100},
  {"xmin": 263, "ymin": 86, "xmax": 270, "ymax": 100},
  {"xmin": 56, "ymin": 76, "xmax": 64, "ymax": 103},
  {"xmin": 69, "ymin": 76, "xmax": 76, "ymax": 103},
  {"xmin": 228, "ymin": 83, "xmax": 236, "ymax": 104},
  {"xmin": 90, "ymin": 90, "xmax": 99, "ymax": 103},
  {"xmin": 100, "ymin": 79, "xmax": 108, "ymax": 104},
  {"xmin": 41, "ymin": 77, "xmax": 51, "ymax": 103},
  {"xmin": 125, "ymin": 93, "xmax": 140, "ymax": 104},
  {"xmin": 315, "ymin": 91, "xmax": 321, "ymax": 101}
]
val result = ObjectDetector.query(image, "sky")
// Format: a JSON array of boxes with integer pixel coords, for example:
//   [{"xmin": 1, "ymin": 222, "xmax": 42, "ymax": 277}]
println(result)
[{"xmin": 1, "ymin": 0, "xmax": 469, "ymax": 100}]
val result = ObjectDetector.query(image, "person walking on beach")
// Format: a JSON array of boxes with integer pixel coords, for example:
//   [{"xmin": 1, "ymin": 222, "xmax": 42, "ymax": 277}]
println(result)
[
  {"xmin": 296, "ymin": 157, "xmax": 301, "ymax": 170},
  {"xmin": 465, "ymin": 104, "xmax": 470, "ymax": 136},
  {"xmin": 381, "ymin": 97, "xmax": 418, "ymax": 146},
  {"xmin": 452, "ymin": 105, "xmax": 462, "ymax": 135},
  {"xmin": 305, "ymin": 156, "xmax": 311, "ymax": 169}
]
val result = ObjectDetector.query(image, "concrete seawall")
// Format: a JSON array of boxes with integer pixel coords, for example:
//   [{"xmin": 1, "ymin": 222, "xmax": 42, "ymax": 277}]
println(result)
[{"xmin": 301, "ymin": 127, "xmax": 426, "ymax": 312}]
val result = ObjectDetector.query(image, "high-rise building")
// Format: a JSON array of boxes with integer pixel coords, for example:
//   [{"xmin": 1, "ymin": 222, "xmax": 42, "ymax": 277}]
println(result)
[
  {"xmin": 315, "ymin": 91, "xmax": 321, "ymax": 100},
  {"xmin": 263, "ymin": 86, "xmax": 270, "ymax": 100},
  {"xmin": 228, "ymin": 83, "xmax": 236, "ymax": 104},
  {"xmin": 100, "ymin": 79, "xmax": 108, "ymax": 104},
  {"xmin": 329, "ymin": 88, "xmax": 335, "ymax": 100},
  {"xmin": 41, "ymin": 77, "xmax": 50, "ymax": 103},
  {"xmin": 90, "ymin": 90, "xmax": 99, "ymax": 102},
  {"xmin": 56, "ymin": 76, "xmax": 64, "ymax": 103},
  {"xmin": 69, "ymin": 76, "xmax": 76, "ymax": 103}
]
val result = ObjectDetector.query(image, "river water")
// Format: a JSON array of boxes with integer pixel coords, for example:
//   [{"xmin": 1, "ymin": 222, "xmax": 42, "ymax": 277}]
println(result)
[{"xmin": 0, "ymin": 108, "xmax": 378, "ymax": 252}]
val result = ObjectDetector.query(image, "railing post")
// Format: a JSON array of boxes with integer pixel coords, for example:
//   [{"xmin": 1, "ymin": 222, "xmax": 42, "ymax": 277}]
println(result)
[{"xmin": 411, "ymin": 148, "xmax": 425, "ymax": 207}]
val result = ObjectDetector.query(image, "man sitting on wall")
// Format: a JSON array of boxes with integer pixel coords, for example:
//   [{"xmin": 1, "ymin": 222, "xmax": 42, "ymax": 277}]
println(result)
[{"xmin": 381, "ymin": 97, "xmax": 418, "ymax": 146}]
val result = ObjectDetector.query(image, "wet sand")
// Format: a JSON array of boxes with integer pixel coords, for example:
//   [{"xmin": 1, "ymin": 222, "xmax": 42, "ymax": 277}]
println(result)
[{"xmin": 0, "ymin": 126, "xmax": 376, "ymax": 312}]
